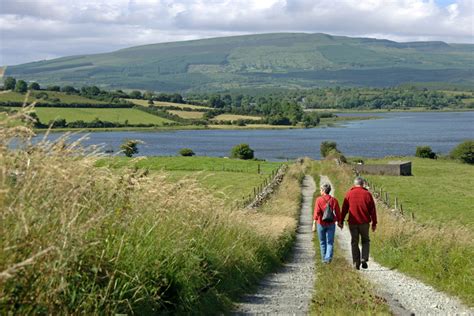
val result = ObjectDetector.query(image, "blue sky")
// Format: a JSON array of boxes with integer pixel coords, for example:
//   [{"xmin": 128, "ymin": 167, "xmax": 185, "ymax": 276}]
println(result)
[{"xmin": 1, "ymin": 0, "xmax": 473, "ymax": 65}]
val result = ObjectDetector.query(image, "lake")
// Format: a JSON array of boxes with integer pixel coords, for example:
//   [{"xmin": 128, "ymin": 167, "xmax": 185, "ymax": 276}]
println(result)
[{"xmin": 39, "ymin": 111, "xmax": 474, "ymax": 161}]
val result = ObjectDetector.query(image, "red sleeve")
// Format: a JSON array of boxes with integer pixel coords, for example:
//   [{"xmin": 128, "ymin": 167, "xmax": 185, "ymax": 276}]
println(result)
[
  {"xmin": 333, "ymin": 198, "xmax": 341, "ymax": 223},
  {"xmin": 341, "ymin": 191, "xmax": 350, "ymax": 222},
  {"xmin": 368, "ymin": 193, "xmax": 377, "ymax": 226},
  {"xmin": 313, "ymin": 197, "xmax": 321, "ymax": 220}
]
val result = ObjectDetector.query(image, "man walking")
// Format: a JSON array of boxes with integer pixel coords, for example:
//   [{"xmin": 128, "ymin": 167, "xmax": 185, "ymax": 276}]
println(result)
[{"xmin": 340, "ymin": 177, "xmax": 377, "ymax": 270}]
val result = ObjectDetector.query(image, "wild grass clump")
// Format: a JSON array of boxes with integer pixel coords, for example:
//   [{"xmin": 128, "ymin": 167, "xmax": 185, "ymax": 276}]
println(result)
[
  {"xmin": 0, "ymin": 108, "xmax": 301, "ymax": 313},
  {"xmin": 321, "ymin": 160, "xmax": 474, "ymax": 306}
]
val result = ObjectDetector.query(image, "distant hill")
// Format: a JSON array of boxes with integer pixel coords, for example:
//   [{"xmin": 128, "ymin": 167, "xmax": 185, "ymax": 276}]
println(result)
[{"xmin": 5, "ymin": 33, "xmax": 474, "ymax": 92}]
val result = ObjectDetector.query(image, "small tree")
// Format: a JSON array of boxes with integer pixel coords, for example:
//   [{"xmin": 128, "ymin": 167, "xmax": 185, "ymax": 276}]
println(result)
[
  {"xmin": 320, "ymin": 141, "xmax": 338, "ymax": 158},
  {"xmin": 129, "ymin": 90, "xmax": 142, "ymax": 99},
  {"xmin": 4, "ymin": 77, "xmax": 16, "ymax": 90},
  {"xmin": 179, "ymin": 148, "xmax": 195, "ymax": 156},
  {"xmin": 29, "ymin": 82, "xmax": 40, "ymax": 90},
  {"xmin": 450, "ymin": 140, "xmax": 474, "ymax": 164},
  {"xmin": 14, "ymin": 80, "xmax": 28, "ymax": 93},
  {"xmin": 415, "ymin": 146, "xmax": 436, "ymax": 159},
  {"xmin": 230, "ymin": 143, "xmax": 254, "ymax": 160},
  {"xmin": 121, "ymin": 139, "xmax": 140, "ymax": 157},
  {"xmin": 47, "ymin": 85, "xmax": 61, "ymax": 92}
]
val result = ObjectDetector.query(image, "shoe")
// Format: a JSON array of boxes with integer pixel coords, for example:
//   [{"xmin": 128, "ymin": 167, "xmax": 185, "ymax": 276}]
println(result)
[
  {"xmin": 353, "ymin": 262, "xmax": 360, "ymax": 270},
  {"xmin": 361, "ymin": 261, "xmax": 368, "ymax": 269}
]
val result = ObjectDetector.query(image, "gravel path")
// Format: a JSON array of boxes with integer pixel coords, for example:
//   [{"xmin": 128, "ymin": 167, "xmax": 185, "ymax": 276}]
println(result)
[
  {"xmin": 321, "ymin": 175, "xmax": 474, "ymax": 316},
  {"xmin": 233, "ymin": 175, "xmax": 316, "ymax": 315}
]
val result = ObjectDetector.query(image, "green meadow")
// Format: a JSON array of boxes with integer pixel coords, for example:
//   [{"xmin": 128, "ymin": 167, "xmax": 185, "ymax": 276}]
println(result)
[
  {"xmin": 33, "ymin": 107, "xmax": 173, "ymax": 125},
  {"xmin": 96, "ymin": 157, "xmax": 283, "ymax": 206},
  {"xmin": 363, "ymin": 157, "xmax": 474, "ymax": 228}
]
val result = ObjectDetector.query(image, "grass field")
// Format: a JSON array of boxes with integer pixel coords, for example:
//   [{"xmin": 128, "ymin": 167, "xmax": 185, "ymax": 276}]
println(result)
[
  {"xmin": 309, "ymin": 161, "xmax": 391, "ymax": 314},
  {"xmin": 321, "ymin": 158, "xmax": 474, "ymax": 306},
  {"xmin": 168, "ymin": 110, "xmax": 205, "ymax": 119},
  {"xmin": 211, "ymin": 114, "xmax": 262, "ymax": 121},
  {"xmin": 363, "ymin": 157, "xmax": 474, "ymax": 228},
  {"xmin": 0, "ymin": 91, "xmax": 106, "ymax": 104},
  {"xmin": 33, "ymin": 107, "xmax": 174, "ymax": 125},
  {"xmin": 129, "ymin": 99, "xmax": 211, "ymax": 110},
  {"xmin": 2, "ymin": 114, "xmax": 304, "ymax": 314},
  {"xmin": 96, "ymin": 157, "xmax": 283, "ymax": 206}
]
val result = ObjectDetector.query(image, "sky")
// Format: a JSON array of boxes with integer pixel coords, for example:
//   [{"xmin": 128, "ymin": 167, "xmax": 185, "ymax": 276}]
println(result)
[{"xmin": 0, "ymin": 0, "xmax": 473, "ymax": 66}]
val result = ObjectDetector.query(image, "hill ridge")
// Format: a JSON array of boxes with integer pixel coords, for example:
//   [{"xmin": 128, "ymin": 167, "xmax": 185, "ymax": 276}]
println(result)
[{"xmin": 5, "ymin": 32, "xmax": 473, "ymax": 91}]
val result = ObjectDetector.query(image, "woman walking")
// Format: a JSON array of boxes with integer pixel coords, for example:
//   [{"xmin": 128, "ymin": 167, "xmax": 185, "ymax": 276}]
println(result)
[{"xmin": 313, "ymin": 183, "xmax": 341, "ymax": 264}]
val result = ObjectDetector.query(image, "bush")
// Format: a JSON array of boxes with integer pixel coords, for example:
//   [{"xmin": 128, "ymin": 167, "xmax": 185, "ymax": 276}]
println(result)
[
  {"xmin": 179, "ymin": 148, "xmax": 195, "ymax": 156},
  {"xmin": 450, "ymin": 140, "xmax": 474, "ymax": 164},
  {"xmin": 230, "ymin": 143, "xmax": 254, "ymax": 160},
  {"xmin": 415, "ymin": 146, "xmax": 437, "ymax": 159},
  {"xmin": 14, "ymin": 80, "xmax": 28, "ymax": 93},
  {"xmin": 121, "ymin": 139, "xmax": 140, "ymax": 157},
  {"xmin": 320, "ymin": 141, "xmax": 338, "ymax": 158}
]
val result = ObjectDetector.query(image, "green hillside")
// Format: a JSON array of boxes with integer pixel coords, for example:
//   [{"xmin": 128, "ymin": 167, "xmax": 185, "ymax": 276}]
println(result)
[{"xmin": 5, "ymin": 33, "xmax": 474, "ymax": 91}]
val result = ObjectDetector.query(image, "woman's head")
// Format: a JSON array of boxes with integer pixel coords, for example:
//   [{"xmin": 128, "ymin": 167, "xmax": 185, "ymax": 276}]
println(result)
[{"xmin": 320, "ymin": 183, "xmax": 331, "ymax": 195}]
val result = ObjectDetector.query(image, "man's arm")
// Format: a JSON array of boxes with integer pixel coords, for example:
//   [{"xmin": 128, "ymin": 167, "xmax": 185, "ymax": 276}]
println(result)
[{"xmin": 368, "ymin": 193, "xmax": 377, "ymax": 231}]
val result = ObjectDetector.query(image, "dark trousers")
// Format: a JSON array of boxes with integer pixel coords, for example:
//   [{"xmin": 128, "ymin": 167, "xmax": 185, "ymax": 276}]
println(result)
[{"xmin": 349, "ymin": 223, "xmax": 370, "ymax": 265}]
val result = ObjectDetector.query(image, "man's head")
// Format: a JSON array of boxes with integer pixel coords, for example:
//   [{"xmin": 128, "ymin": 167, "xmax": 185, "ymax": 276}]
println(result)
[
  {"xmin": 320, "ymin": 183, "xmax": 331, "ymax": 195},
  {"xmin": 354, "ymin": 177, "xmax": 365, "ymax": 187}
]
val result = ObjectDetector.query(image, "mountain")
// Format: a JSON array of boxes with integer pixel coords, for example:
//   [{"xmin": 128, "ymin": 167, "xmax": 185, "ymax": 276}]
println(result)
[{"xmin": 5, "ymin": 33, "xmax": 474, "ymax": 92}]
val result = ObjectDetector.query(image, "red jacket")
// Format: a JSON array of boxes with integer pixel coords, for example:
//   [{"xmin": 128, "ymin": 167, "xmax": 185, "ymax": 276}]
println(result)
[
  {"xmin": 341, "ymin": 186, "xmax": 377, "ymax": 226},
  {"xmin": 314, "ymin": 195, "xmax": 341, "ymax": 226}
]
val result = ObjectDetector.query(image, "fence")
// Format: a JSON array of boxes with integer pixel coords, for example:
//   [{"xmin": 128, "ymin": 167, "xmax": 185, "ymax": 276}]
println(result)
[
  {"xmin": 241, "ymin": 164, "xmax": 288, "ymax": 208},
  {"xmin": 364, "ymin": 178, "xmax": 415, "ymax": 220}
]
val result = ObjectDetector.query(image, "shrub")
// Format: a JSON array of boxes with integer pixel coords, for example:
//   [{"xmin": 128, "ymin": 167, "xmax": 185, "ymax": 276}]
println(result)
[
  {"xmin": 179, "ymin": 148, "xmax": 195, "ymax": 156},
  {"xmin": 415, "ymin": 146, "xmax": 437, "ymax": 159},
  {"xmin": 14, "ymin": 80, "xmax": 28, "ymax": 93},
  {"xmin": 450, "ymin": 140, "xmax": 474, "ymax": 164},
  {"xmin": 121, "ymin": 139, "xmax": 141, "ymax": 157},
  {"xmin": 3, "ymin": 76, "xmax": 16, "ymax": 90},
  {"xmin": 28, "ymin": 82, "xmax": 40, "ymax": 90},
  {"xmin": 230, "ymin": 143, "xmax": 254, "ymax": 160},
  {"xmin": 320, "ymin": 141, "xmax": 338, "ymax": 158}
]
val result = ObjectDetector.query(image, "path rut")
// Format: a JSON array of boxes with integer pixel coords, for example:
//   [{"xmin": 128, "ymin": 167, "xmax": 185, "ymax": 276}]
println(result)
[
  {"xmin": 320, "ymin": 175, "xmax": 474, "ymax": 316},
  {"xmin": 233, "ymin": 175, "xmax": 316, "ymax": 315}
]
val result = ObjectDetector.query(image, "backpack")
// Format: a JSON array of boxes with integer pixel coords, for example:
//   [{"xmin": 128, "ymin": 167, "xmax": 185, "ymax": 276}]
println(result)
[{"xmin": 322, "ymin": 196, "xmax": 335, "ymax": 222}]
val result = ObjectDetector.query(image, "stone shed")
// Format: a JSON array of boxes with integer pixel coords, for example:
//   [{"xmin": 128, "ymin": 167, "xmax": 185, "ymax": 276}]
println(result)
[{"xmin": 354, "ymin": 161, "xmax": 412, "ymax": 176}]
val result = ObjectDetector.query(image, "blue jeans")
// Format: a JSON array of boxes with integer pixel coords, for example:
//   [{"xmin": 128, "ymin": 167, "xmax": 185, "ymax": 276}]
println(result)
[{"xmin": 317, "ymin": 223, "xmax": 336, "ymax": 263}]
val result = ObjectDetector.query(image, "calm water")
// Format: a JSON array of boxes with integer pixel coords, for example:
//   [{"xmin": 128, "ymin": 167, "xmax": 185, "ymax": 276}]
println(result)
[{"xmin": 39, "ymin": 112, "xmax": 474, "ymax": 161}]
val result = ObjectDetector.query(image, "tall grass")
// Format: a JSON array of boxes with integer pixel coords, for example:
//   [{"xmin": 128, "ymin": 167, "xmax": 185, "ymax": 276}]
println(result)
[
  {"xmin": 0, "ymin": 109, "xmax": 303, "ymax": 313},
  {"xmin": 321, "ymin": 160, "xmax": 474, "ymax": 306}
]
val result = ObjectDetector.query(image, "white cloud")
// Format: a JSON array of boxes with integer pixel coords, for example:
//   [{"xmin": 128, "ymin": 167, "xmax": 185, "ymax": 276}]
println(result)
[{"xmin": 0, "ymin": 0, "xmax": 473, "ymax": 65}]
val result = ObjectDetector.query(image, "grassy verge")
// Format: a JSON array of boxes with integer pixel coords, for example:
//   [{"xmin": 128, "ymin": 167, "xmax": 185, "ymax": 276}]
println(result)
[
  {"xmin": 1, "ymin": 109, "xmax": 301, "ymax": 313},
  {"xmin": 321, "ymin": 159, "xmax": 474, "ymax": 306},
  {"xmin": 309, "ymin": 161, "xmax": 391, "ymax": 315}
]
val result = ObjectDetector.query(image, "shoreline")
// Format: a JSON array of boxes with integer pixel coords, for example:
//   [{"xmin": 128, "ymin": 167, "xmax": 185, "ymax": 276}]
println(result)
[{"xmin": 33, "ymin": 115, "xmax": 379, "ymax": 133}]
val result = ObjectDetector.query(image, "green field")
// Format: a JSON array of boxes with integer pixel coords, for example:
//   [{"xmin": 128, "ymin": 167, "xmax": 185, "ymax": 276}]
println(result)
[
  {"xmin": 96, "ymin": 157, "xmax": 283, "ymax": 205},
  {"xmin": 33, "ymin": 107, "xmax": 173, "ymax": 125},
  {"xmin": 362, "ymin": 157, "xmax": 474, "ymax": 228},
  {"xmin": 0, "ymin": 91, "xmax": 106, "ymax": 104}
]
